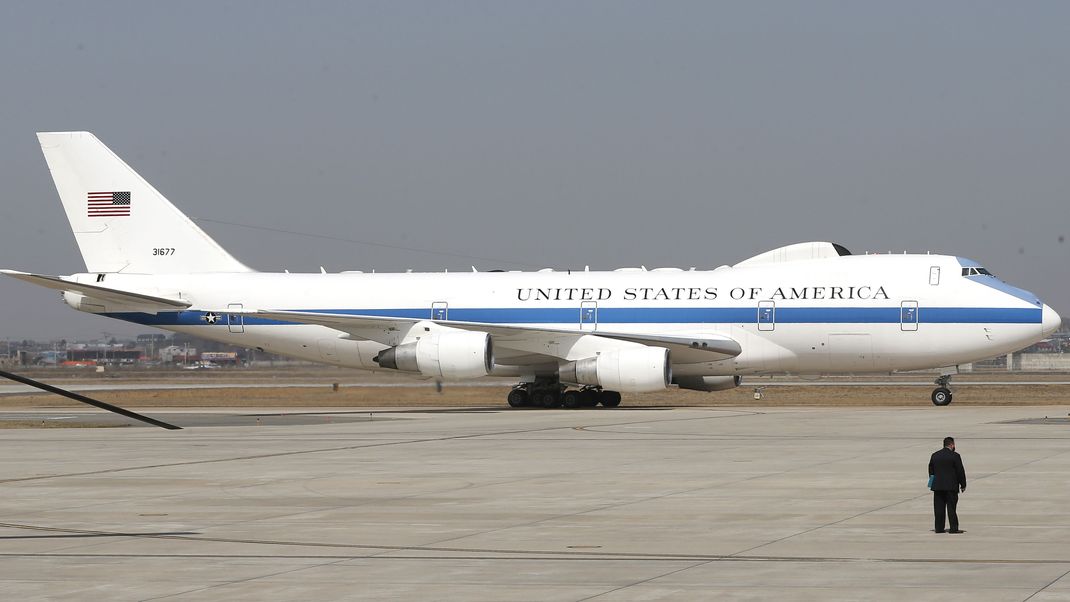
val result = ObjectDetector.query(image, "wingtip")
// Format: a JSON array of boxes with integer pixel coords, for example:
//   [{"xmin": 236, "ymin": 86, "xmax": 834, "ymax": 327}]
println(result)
[
  {"xmin": 36, "ymin": 131, "xmax": 93, "ymax": 137},
  {"xmin": 36, "ymin": 131, "xmax": 96, "ymax": 147}
]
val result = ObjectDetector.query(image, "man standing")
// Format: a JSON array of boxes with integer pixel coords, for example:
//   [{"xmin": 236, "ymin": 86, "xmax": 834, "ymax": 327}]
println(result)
[{"xmin": 929, "ymin": 436, "xmax": 967, "ymax": 533}]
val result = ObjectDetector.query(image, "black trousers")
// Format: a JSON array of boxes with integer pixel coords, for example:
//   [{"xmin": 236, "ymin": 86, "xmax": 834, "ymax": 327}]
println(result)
[{"xmin": 933, "ymin": 489, "xmax": 959, "ymax": 532}]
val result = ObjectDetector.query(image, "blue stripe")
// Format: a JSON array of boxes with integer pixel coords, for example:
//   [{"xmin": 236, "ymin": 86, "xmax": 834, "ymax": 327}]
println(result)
[
  {"xmin": 920, "ymin": 307, "xmax": 1039, "ymax": 323},
  {"xmin": 956, "ymin": 256, "xmax": 1041, "ymax": 306},
  {"xmin": 105, "ymin": 306, "xmax": 1042, "ymax": 327},
  {"xmin": 965, "ymin": 276, "xmax": 1041, "ymax": 307}
]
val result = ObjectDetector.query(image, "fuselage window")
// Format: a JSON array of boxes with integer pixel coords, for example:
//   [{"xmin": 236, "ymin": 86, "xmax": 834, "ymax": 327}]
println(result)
[{"xmin": 962, "ymin": 267, "xmax": 993, "ymax": 277}]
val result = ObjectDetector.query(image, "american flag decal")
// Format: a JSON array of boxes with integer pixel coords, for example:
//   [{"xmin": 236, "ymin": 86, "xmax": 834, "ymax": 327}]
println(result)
[{"xmin": 87, "ymin": 191, "xmax": 132, "ymax": 217}]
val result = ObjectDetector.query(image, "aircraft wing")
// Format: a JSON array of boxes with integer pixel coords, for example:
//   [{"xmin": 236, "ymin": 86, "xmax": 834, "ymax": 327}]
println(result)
[
  {"xmin": 250, "ymin": 309, "xmax": 741, "ymax": 364},
  {"xmin": 0, "ymin": 270, "xmax": 191, "ymax": 311}
]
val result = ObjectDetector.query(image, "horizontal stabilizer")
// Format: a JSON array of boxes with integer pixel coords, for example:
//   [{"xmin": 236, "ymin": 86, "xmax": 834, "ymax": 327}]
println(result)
[{"xmin": 1, "ymin": 270, "xmax": 191, "ymax": 310}]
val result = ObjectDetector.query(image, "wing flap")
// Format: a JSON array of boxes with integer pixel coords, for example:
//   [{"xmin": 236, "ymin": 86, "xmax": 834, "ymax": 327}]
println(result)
[{"xmin": 250, "ymin": 309, "xmax": 741, "ymax": 363}]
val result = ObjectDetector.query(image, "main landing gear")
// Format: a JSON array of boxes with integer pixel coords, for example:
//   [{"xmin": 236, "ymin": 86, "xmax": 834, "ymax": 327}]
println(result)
[
  {"xmin": 931, "ymin": 374, "xmax": 953, "ymax": 406},
  {"xmin": 507, "ymin": 378, "xmax": 622, "ymax": 409}
]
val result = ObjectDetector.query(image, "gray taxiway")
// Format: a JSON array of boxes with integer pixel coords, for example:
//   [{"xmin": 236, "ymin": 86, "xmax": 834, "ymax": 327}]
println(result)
[{"xmin": 1, "ymin": 404, "xmax": 1069, "ymax": 600}]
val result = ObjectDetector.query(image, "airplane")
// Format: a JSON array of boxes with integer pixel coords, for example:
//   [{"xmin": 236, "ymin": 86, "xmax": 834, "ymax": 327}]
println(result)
[{"xmin": 3, "ymin": 132, "xmax": 1061, "ymax": 408}]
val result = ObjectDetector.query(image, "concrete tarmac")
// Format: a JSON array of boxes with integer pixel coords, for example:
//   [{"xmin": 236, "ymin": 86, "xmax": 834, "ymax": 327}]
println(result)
[{"xmin": 1, "ymin": 405, "xmax": 1069, "ymax": 600}]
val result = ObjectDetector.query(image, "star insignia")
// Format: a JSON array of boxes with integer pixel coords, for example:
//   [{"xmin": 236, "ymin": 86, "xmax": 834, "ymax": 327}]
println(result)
[{"xmin": 203, "ymin": 311, "xmax": 219, "ymax": 324}]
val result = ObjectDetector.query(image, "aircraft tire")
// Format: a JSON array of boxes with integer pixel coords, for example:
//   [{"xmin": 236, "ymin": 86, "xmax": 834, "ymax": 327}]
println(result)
[
  {"xmin": 600, "ymin": 391, "xmax": 622, "ymax": 407},
  {"xmin": 931, "ymin": 387, "xmax": 952, "ymax": 406},
  {"xmin": 580, "ymin": 390, "xmax": 599, "ymax": 407},
  {"xmin": 507, "ymin": 388, "xmax": 529, "ymax": 408},
  {"xmin": 538, "ymin": 391, "xmax": 561, "ymax": 408},
  {"xmin": 562, "ymin": 390, "xmax": 582, "ymax": 409}
]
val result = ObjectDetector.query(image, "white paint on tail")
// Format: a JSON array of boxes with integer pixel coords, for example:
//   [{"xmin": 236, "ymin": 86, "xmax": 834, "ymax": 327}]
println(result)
[{"xmin": 37, "ymin": 132, "xmax": 251, "ymax": 274}]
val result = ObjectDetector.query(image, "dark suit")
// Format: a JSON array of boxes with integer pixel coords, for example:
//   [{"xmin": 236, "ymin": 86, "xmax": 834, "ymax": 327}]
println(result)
[{"xmin": 929, "ymin": 447, "xmax": 967, "ymax": 532}]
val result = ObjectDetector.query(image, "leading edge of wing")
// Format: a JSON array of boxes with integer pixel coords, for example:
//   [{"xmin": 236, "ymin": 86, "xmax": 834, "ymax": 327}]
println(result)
[
  {"xmin": 250, "ymin": 309, "xmax": 742, "ymax": 361},
  {"xmin": 1, "ymin": 269, "xmax": 191, "ymax": 310}
]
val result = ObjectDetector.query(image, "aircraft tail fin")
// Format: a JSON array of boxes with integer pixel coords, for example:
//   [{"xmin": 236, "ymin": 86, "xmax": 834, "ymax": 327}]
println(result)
[{"xmin": 37, "ymin": 131, "xmax": 252, "ymax": 274}]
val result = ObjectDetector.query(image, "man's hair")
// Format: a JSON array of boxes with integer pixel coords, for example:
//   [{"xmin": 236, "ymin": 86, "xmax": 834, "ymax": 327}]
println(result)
[{"xmin": 943, "ymin": 436, "xmax": 955, "ymax": 447}]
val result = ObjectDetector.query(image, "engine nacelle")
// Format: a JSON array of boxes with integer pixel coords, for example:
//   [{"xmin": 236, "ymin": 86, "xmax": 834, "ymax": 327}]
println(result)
[
  {"xmin": 560, "ymin": 347, "xmax": 670, "ymax": 393},
  {"xmin": 674, "ymin": 375, "xmax": 742, "ymax": 392},
  {"xmin": 373, "ymin": 331, "xmax": 493, "ymax": 379}
]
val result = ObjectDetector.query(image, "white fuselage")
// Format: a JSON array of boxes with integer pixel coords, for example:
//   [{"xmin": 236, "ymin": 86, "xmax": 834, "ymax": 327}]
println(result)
[{"xmin": 67, "ymin": 252, "xmax": 1057, "ymax": 379}]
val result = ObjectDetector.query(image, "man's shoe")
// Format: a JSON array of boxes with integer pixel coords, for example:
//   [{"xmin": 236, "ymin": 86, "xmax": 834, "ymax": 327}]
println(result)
[
  {"xmin": 934, "ymin": 529, "xmax": 946, "ymax": 533},
  {"xmin": 948, "ymin": 530, "xmax": 965, "ymax": 534}
]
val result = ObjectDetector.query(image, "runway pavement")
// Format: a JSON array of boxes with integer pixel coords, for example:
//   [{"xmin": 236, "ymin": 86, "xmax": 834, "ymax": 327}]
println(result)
[
  {"xmin": 4, "ymin": 379, "xmax": 1070, "ymax": 396},
  {"xmin": 1, "ymin": 405, "xmax": 1069, "ymax": 600}
]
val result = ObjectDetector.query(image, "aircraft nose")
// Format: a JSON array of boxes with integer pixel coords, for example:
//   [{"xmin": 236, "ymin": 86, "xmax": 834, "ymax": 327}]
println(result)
[{"xmin": 1042, "ymin": 304, "xmax": 1062, "ymax": 336}]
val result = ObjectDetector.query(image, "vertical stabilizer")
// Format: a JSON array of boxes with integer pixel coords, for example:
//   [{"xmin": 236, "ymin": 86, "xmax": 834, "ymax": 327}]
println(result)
[{"xmin": 37, "ymin": 131, "xmax": 252, "ymax": 274}]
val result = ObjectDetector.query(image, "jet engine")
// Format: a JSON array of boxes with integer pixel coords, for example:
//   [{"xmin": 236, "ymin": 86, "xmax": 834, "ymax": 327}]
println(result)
[
  {"xmin": 62, "ymin": 291, "xmax": 106, "ymax": 312},
  {"xmin": 674, "ymin": 375, "xmax": 742, "ymax": 392},
  {"xmin": 373, "ymin": 331, "xmax": 493, "ymax": 379},
  {"xmin": 559, "ymin": 347, "xmax": 670, "ymax": 393}
]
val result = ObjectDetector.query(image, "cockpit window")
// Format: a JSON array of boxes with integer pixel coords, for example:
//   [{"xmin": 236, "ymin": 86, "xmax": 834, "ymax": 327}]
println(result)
[{"xmin": 961, "ymin": 267, "xmax": 994, "ymax": 277}]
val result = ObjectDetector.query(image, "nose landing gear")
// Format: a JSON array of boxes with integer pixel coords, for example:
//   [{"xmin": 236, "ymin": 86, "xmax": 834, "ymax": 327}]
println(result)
[{"xmin": 931, "ymin": 374, "xmax": 953, "ymax": 406}]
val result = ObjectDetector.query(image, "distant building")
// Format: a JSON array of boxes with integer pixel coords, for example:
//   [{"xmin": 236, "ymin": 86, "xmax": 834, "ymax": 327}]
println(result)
[
  {"xmin": 160, "ymin": 345, "xmax": 197, "ymax": 363},
  {"xmin": 35, "ymin": 350, "xmax": 67, "ymax": 366},
  {"xmin": 200, "ymin": 351, "xmax": 240, "ymax": 365},
  {"xmin": 137, "ymin": 334, "xmax": 168, "ymax": 343},
  {"xmin": 66, "ymin": 346, "xmax": 141, "ymax": 365}
]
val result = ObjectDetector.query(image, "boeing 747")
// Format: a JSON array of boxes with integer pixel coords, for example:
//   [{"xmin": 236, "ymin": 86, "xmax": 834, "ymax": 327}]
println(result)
[{"xmin": 4, "ymin": 132, "xmax": 1060, "ymax": 407}]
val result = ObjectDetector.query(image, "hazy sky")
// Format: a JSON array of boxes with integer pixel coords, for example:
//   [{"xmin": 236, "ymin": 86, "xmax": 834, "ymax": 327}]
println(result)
[{"xmin": 1, "ymin": 2, "xmax": 1068, "ymax": 340}]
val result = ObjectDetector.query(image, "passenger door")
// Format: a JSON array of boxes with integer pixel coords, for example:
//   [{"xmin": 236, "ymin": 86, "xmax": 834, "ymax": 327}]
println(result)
[
  {"xmin": 901, "ymin": 301, "xmax": 919, "ymax": 332},
  {"xmin": 431, "ymin": 301, "xmax": 448, "ymax": 321},
  {"xmin": 580, "ymin": 301, "xmax": 597, "ymax": 331},
  {"xmin": 227, "ymin": 303, "xmax": 244, "ymax": 333},
  {"xmin": 757, "ymin": 300, "xmax": 775, "ymax": 331}
]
